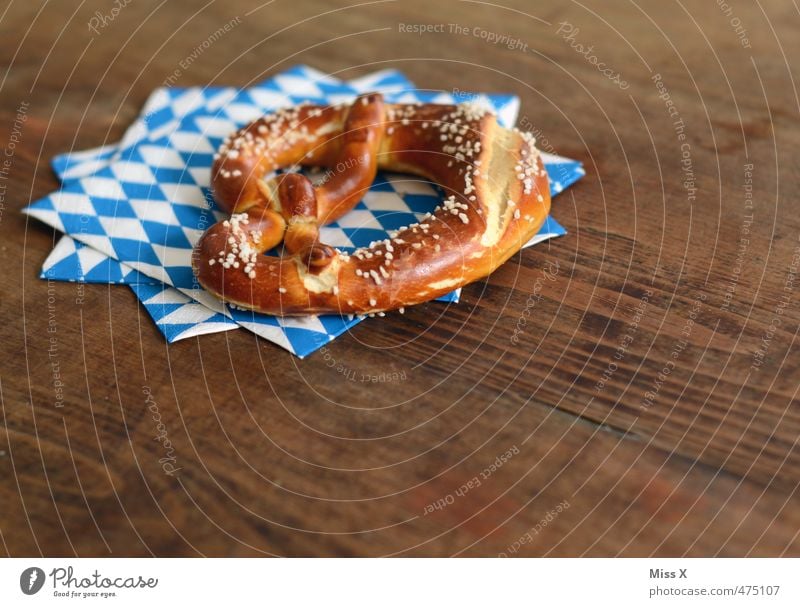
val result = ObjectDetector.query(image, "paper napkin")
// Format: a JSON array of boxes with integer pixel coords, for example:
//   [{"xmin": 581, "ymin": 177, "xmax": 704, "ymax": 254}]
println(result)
[
  {"xmin": 41, "ymin": 67, "xmax": 419, "ymax": 342},
  {"xmin": 30, "ymin": 66, "xmax": 584, "ymax": 356}
]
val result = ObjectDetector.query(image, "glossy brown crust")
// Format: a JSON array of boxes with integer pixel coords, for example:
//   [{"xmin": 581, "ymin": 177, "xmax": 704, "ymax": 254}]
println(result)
[{"xmin": 194, "ymin": 98, "xmax": 551, "ymax": 316}]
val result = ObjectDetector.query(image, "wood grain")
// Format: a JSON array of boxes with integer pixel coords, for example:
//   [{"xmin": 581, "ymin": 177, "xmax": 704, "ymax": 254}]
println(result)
[{"xmin": 1, "ymin": 0, "xmax": 799, "ymax": 556}]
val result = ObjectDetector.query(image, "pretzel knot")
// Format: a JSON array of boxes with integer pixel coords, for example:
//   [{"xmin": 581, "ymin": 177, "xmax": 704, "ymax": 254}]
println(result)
[{"xmin": 193, "ymin": 93, "xmax": 551, "ymax": 316}]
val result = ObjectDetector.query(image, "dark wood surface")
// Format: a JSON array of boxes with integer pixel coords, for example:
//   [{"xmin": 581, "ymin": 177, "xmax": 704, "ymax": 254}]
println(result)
[{"xmin": 1, "ymin": 0, "xmax": 799, "ymax": 556}]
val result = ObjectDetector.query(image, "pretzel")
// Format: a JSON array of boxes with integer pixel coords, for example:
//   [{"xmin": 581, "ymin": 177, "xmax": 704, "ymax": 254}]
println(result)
[{"xmin": 192, "ymin": 93, "xmax": 551, "ymax": 315}]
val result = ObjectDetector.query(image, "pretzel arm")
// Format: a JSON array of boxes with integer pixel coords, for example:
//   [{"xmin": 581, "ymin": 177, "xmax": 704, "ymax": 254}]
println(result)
[
  {"xmin": 196, "ymin": 205, "xmax": 286, "ymax": 280},
  {"xmin": 315, "ymin": 93, "xmax": 386, "ymax": 223},
  {"xmin": 211, "ymin": 103, "xmax": 348, "ymax": 214},
  {"xmin": 277, "ymin": 172, "xmax": 336, "ymax": 271}
]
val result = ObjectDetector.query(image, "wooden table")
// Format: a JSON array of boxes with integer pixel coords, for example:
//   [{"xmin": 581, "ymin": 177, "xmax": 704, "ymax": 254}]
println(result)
[{"xmin": 2, "ymin": 0, "xmax": 799, "ymax": 557}]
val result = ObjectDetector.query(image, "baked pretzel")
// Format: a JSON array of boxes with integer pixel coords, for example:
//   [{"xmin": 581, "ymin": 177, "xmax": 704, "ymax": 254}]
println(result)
[{"xmin": 192, "ymin": 93, "xmax": 551, "ymax": 315}]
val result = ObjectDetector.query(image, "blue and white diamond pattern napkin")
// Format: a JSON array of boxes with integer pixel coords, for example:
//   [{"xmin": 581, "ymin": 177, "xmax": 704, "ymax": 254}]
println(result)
[
  {"xmin": 41, "ymin": 68, "xmax": 420, "ymax": 343},
  {"xmin": 30, "ymin": 66, "xmax": 584, "ymax": 357}
]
